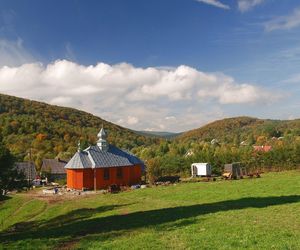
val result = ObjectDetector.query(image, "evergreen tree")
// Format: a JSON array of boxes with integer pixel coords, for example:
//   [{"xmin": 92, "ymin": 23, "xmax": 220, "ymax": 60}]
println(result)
[{"xmin": 0, "ymin": 138, "xmax": 25, "ymax": 196}]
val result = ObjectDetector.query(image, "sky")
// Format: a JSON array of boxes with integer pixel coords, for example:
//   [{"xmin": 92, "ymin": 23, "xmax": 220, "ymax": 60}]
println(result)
[{"xmin": 0, "ymin": 0, "xmax": 300, "ymax": 132}]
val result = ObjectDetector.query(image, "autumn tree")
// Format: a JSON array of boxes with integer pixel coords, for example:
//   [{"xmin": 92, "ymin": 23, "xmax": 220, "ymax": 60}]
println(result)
[{"xmin": 146, "ymin": 158, "xmax": 161, "ymax": 185}]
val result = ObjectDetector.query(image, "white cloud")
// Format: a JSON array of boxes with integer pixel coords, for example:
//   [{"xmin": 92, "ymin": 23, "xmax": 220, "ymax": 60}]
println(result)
[
  {"xmin": 165, "ymin": 116, "xmax": 176, "ymax": 121},
  {"xmin": 50, "ymin": 96, "xmax": 76, "ymax": 106},
  {"xmin": 282, "ymin": 74, "xmax": 300, "ymax": 84},
  {"xmin": 127, "ymin": 116, "xmax": 139, "ymax": 125},
  {"xmin": 197, "ymin": 73, "xmax": 276, "ymax": 104},
  {"xmin": 195, "ymin": 0, "xmax": 230, "ymax": 10},
  {"xmin": 265, "ymin": 8, "xmax": 300, "ymax": 32},
  {"xmin": 238, "ymin": 0, "xmax": 265, "ymax": 12},
  {"xmin": 0, "ymin": 39, "xmax": 35, "ymax": 67},
  {"xmin": 0, "ymin": 60, "xmax": 279, "ymax": 131}
]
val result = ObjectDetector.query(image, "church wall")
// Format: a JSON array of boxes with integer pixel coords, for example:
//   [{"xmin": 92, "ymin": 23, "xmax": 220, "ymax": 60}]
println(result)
[{"xmin": 66, "ymin": 165, "xmax": 142, "ymax": 190}]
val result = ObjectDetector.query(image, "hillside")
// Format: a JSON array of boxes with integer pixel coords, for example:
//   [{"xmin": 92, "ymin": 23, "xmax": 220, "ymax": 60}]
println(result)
[
  {"xmin": 1, "ymin": 93, "xmax": 300, "ymax": 173},
  {"xmin": 0, "ymin": 171, "xmax": 299, "ymax": 249},
  {"xmin": 0, "ymin": 93, "xmax": 157, "ymax": 165},
  {"xmin": 178, "ymin": 116, "xmax": 300, "ymax": 143}
]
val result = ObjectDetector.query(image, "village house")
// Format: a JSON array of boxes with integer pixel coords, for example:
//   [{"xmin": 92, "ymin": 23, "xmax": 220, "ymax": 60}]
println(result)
[
  {"xmin": 41, "ymin": 158, "xmax": 67, "ymax": 180},
  {"xmin": 65, "ymin": 127, "xmax": 144, "ymax": 190},
  {"xmin": 15, "ymin": 162, "xmax": 37, "ymax": 182},
  {"xmin": 253, "ymin": 145, "xmax": 272, "ymax": 153}
]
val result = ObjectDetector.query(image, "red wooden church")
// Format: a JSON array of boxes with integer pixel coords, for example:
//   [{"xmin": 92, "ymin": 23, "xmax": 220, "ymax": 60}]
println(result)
[{"xmin": 65, "ymin": 128, "xmax": 144, "ymax": 190}]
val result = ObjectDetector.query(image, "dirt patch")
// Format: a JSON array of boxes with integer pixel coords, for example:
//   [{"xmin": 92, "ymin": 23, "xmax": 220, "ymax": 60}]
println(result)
[
  {"xmin": 18, "ymin": 191, "xmax": 90, "ymax": 204},
  {"xmin": 55, "ymin": 237, "xmax": 81, "ymax": 250},
  {"xmin": 119, "ymin": 209, "xmax": 130, "ymax": 215}
]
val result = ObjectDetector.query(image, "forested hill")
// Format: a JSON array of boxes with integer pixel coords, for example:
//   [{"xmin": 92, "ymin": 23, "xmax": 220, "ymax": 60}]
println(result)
[
  {"xmin": 134, "ymin": 130, "xmax": 182, "ymax": 139},
  {"xmin": 0, "ymin": 93, "xmax": 157, "ymax": 165},
  {"xmin": 1, "ymin": 93, "xmax": 300, "ymax": 171},
  {"xmin": 178, "ymin": 116, "xmax": 300, "ymax": 143}
]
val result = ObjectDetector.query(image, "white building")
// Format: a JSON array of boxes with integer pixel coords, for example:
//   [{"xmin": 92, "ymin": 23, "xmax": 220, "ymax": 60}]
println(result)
[{"xmin": 191, "ymin": 163, "xmax": 212, "ymax": 177}]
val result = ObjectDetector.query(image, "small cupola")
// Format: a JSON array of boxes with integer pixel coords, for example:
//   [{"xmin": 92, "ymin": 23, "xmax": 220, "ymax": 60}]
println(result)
[
  {"xmin": 97, "ymin": 126, "xmax": 108, "ymax": 151},
  {"xmin": 77, "ymin": 141, "xmax": 81, "ymax": 152}
]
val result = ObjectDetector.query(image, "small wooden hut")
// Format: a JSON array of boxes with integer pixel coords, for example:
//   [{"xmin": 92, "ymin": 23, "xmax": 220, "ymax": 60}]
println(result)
[{"xmin": 223, "ymin": 162, "xmax": 243, "ymax": 179}]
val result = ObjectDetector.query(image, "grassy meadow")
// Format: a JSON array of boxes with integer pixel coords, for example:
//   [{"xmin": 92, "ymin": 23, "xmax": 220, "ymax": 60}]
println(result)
[{"xmin": 0, "ymin": 171, "xmax": 300, "ymax": 249}]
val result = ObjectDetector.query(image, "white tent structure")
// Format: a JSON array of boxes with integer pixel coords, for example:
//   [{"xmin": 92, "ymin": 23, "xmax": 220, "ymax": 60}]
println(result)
[{"xmin": 191, "ymin": 163, "xmax": 212, "ymax": 177}]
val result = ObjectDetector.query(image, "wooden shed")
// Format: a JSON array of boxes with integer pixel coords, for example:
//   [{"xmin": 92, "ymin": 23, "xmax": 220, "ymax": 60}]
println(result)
[
  {"xmin": 65, "ymin": 128, "xmax": 144, "ymax": 190},
  {"xmin": 223, "ymin": 162, "xmax": 243, "ymax": 179}
]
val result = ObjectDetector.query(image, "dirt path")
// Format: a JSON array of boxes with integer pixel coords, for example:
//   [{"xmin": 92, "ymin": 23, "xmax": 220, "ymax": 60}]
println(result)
[
  {"xmin": 28, "ymin": 202, "xmax": 48, "ymax": 221},
  {"xmin": 10, "ymin": 198, "xmax": 34, "ymax": 218}
]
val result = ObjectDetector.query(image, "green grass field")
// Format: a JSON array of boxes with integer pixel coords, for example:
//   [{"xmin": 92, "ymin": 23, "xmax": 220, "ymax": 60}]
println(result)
[{"xmin": 1, "ymin": 171, "xmax": 300, "ymax": 250}]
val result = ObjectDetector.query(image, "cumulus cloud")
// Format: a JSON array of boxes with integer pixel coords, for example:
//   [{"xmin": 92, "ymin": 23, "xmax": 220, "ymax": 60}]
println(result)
[
  {"xmin": 265, "ymin": 8, "xmax": 300, "ymax": 32},
  {"xmin": 0, "ymin": 60, "xmax": 279, "ymax": 131},
  {"xmin": 238, "ymin": 0, "xmax": 265, "ymax": 12},
  {"xmin": 195, "ymin": 0, "xmax": 230, "ymax": 10},
  {"xmin": 196, "ymin": 73, "xmax": 275, "ymax": 104},
  {"xmin": 127, "ymin": 116, "xmax": 139, "ymax": 125}
]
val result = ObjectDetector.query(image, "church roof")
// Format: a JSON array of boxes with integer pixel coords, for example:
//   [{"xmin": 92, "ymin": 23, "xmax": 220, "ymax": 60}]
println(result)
[
  {"xmin": 65, "ymin": 144, "xmax": 144, "ymax": 169},
  {"xmin": 64, "ymin": 151, "xmax": 92, "ymax": 169}
]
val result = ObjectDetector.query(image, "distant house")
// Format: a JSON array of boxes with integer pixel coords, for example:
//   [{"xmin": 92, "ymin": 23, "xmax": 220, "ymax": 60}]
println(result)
[
  {"xmin": 65, "ymin": 127, "xmax": 144, "ymax": 190},
  {"xmin": 240, "ymin": 141, "xmax": 249, "ymax": 146},
  {"xmin": 184, "ymin": 149, "xmax": 194, "ymax": 158},
  {"xmin": 211, "ymin": 139, "xmax": 219, "ymax": 145},
  {"xmin": 15, "ymin": 162, "xmax": 37, "ymax": 181},
  {"xmin": 253, "ymin": 145, "xmax": 272, "ymax": 153},
  {"xmin": 41, "ymin": 158, "xmax": 67, "ymax": 180}
]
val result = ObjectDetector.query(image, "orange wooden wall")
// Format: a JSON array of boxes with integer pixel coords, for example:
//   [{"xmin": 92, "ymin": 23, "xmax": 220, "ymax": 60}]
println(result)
[{"xmin": 67, "ymin": 165, "xmax": 142, "ymax": 190}]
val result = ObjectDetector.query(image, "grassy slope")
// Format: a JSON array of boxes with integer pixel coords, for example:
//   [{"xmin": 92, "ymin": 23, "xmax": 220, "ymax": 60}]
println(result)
[{"xmin": 0, "ymin": 171, "xmax": 300, "ymax": 250}]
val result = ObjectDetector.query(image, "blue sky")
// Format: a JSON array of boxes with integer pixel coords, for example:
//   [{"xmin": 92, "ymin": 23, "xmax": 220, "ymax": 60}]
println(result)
[{"xmin": 0, "ymin": 0, "xmax": 300, "ymax": 132}]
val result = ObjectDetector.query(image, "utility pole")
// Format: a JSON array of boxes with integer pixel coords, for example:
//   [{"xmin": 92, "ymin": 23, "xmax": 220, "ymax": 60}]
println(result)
[{"xmin": 28, "ymin": 148, "xmax": 32, "ymax": 187}]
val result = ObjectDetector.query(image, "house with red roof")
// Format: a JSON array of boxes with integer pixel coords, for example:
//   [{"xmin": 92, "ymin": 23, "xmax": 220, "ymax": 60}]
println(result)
[{"xmin": 253, "ymin": 145, "xmax": 272, "ymax": 153}]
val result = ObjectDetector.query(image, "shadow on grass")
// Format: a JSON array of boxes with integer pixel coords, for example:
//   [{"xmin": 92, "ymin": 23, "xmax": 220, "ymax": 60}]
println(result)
[
  {"xmin": 0, "ymin": 196, "xmax": 11, "ymax": 212},
  {"xmin": 1, "ymin": 195, "xmax": 299, "ymax": 243},
  {"xmin": 1, "ymin": 204, "xmax": 129, "ymax": 234},
  {"xmin": 0, "ymin": 195, "xmax": 11, "ymax": 202}
]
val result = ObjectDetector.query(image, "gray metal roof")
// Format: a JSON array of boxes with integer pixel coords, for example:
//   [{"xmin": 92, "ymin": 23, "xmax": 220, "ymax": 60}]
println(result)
[
  {"xmin": 64, "ymin": 151, "xmax": 92, "ymax": 169},
  {"xmin": 65, "ymin": 144, "xmax": 144, "ymax": 169},
  {"xmin": 15, "ymin": 162, "xmax": 37, "ymax": 180},
  {"xmin": 41, "ymin": 159, "xmax": 67, "ymax": 174}
]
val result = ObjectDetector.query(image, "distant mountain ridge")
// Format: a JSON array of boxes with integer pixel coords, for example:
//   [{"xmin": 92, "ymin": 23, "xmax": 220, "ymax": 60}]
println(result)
[
  {"xmin": 134, "ymin": 130, "xmax": 182, "ymax": 139},
  {"xmin": 178, "ymin": 116, "xmax": 300, "ymax": 143}
]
